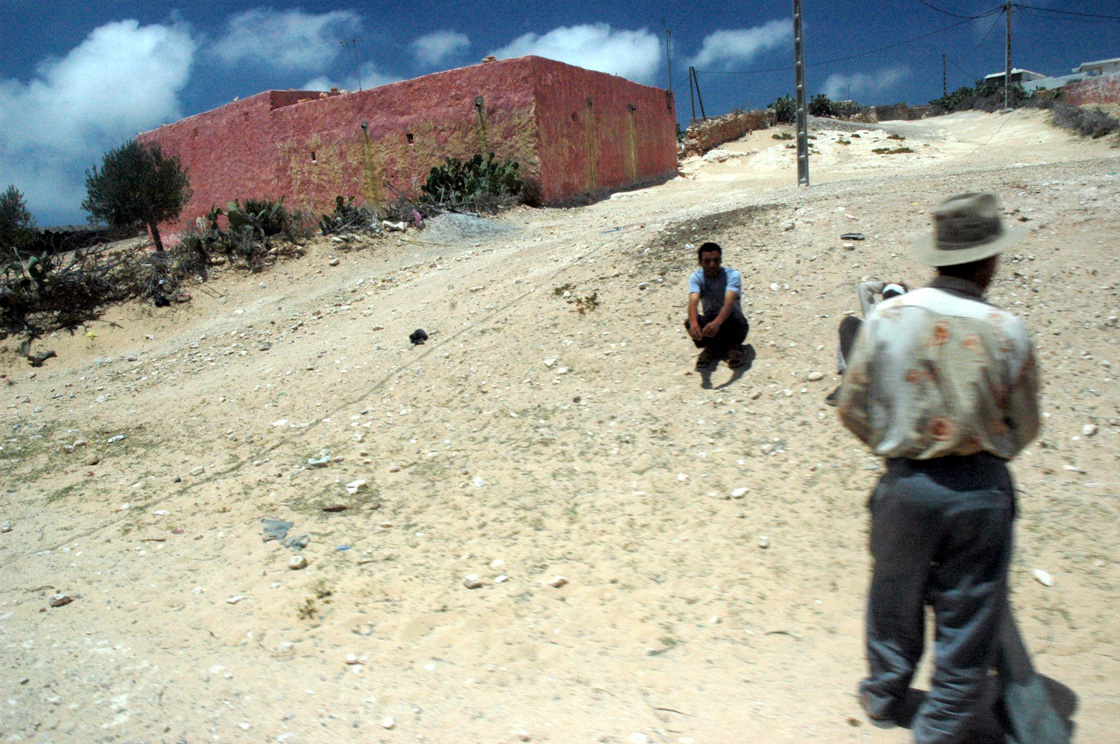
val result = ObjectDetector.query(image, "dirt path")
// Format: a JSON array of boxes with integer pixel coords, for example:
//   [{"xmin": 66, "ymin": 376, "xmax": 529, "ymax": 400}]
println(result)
[{"xmin": 2, "ymin": 111, "xmax": 1118, "ymax": 744}]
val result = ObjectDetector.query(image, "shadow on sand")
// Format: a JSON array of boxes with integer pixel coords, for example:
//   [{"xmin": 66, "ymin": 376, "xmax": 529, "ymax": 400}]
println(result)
[{"xmin": 699, "ymin": 343, "xmax": 755, "ymax": 390}]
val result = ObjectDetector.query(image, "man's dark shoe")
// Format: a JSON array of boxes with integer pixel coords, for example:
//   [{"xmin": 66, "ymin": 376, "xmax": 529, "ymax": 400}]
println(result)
[
  {"xmin": 726, "ymin": 348, "xmax": 745, "ymax": 369},
  {"xmin": 696, "ymin": 349, "xmax": 716, "ymax": 369},
  {"xmin": 825, "ymin": 385, "xmax": 842, "ymax": 407},
  {"xmin": 860, "ymin": 691, "xmax": 899, "ymax": 730}
]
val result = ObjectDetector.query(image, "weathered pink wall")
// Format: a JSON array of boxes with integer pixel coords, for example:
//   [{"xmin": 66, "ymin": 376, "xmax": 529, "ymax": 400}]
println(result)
[
  {"xmin": 530, "ymin": 58, "xmax": 678, "ymax": 203},
  {"xmin": 139, "ymin": 56, "xmax": 677, "ymax": 237},
  {"xmin": 1065, "ymin": 74, "xmax": 1120, "ymax": 106}
]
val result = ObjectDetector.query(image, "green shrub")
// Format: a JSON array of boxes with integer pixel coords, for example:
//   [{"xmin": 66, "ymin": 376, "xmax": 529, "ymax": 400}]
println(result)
[
  {"xmin": 768, "ymin": 95, "xmax": 797, "ymax": 124},
  {"xmin": 1047, "ymin": 102, "xmax": 1120, "ymax": 139},
  {"xmin": 929, "ymin": 79, "xmax": 1028, "ymax": 113},
  {"xmin": 420, "ymin": 153, "xmax": 523, "ymax": 209},
  {"xmin": 318, "ymin": 196, "xmax": 378, "ymax": 235}
]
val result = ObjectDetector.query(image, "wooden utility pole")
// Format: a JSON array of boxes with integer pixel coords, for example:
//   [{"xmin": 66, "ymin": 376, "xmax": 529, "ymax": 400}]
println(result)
[
  {"xmin": 692, "ymin": 68, "xmax": 707, "ymax": 120},
  {"xmin": 688, "ymin": 66, "xmax": 696, "ymax": 121},
  {"xmin": 793, "ymin": 0, "xmax": 809, "ymax": 185},
  {"xmin": 1004, "ymin": 2, "xmax": 1012, "ymax": 109},
  {"xmin": 665, "ymin": 29, "xmax": 673, "ymax": 92},
  {"xmin": 943, "ymin": 53, "xmax": 947, "ymax": 98}
]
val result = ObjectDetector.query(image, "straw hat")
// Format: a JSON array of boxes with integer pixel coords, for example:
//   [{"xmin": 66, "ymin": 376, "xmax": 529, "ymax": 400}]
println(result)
[{"xmin": 913, "ymin": 192, "xmax": 1024, "ymax": 267}]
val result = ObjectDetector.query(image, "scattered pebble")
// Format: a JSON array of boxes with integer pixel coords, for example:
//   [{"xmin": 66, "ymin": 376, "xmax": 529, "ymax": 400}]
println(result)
[
  {"xmin": 731, "ymin": 487, "xmax": 748, "ymax": 499},
  {"xmin": 549, "ymin": 576, "xmax": 569, "ymax": 588},
  {"xmin": 345, "ymin": 653, "xmax": 360, "ymax": 665},
  {"xmin": 49, "ymin": 593, "xmax": 73, "ymax": 607},
  {"xmin": 759, "ymin": 535, "xmax": 770, "ymax": 549},
  {"xmin": 226, "ymin": 595, "xmax": 247, "ymax": 604},
  {"xmin": 0, "ymin": 520, "xmax": 10, "ymax": 533},
  {"xmin": 381, "ymin": 716, "xmax": 395, "ymax": 730},
  {"xmin": 288, "ymin": 555, "xmax": 308, "ymax": 570},
  {"xmin": 462, "ymin": 574, "xmax": 483, "ymax": 589},
  {"xmin": 345, "ymin": 479, "xmax": 367, "ymax": 495},
  {"xmin": 1082, "ymin": 423, "xmax": 1098, "ymax": 437},
  {"xmin": 807, "ymin": 371, "xmax": 824, "ymax": 381},
  {"xmin": 1033, "ymin": 569, "xmax": 1053, "ymax": 587}
]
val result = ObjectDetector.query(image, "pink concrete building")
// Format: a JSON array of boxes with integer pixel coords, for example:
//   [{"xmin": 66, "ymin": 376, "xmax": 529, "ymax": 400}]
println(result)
[{"xmin": 139, "ymin": 56, "xmax": 678, "ymax": 235}]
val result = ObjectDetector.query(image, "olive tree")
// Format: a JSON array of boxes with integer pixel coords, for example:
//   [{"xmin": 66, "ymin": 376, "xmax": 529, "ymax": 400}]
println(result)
[
  {"xmin": 82, "ymin": 139, "xmax": 191, "ymax": 252},
  {"xmin": 0, "ymin": 185, "xmax": 37, "ymax": 260}
]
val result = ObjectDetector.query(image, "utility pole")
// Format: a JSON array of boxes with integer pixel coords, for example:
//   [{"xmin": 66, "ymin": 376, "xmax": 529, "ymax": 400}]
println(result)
[
  {"xmin": 943, "ymin": 53, "xmax": 947, "ymax": 98},
  {"xmin": 665, "ymin": 29, "xmax": 672, "ymax": 93},
  {"xmin": 793, "ymin": 0, "xmax": 809, "ymax": 186},
  {"xmin": 1004, "ymin": 2, "xmax": 1012, "ymax": 110},
  {"xmin": 689, "ymin": 66, "xmax": 696, "ymax": 121},
  {"xmin": 693, "ymin": 68, "xmax": 707, "ymax": 120}
]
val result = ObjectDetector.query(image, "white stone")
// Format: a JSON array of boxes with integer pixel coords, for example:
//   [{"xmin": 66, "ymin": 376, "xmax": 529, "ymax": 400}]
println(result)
[
  {"xmin": 549, "ymin": 576, "xmax": 569, "ymax": 588},
  {"xmin": 807, "ymin": 371, "xmax": 824, "ymax": 381},
  {"xmin": 731, "ymin": 487, "xmax": 749, "ymax": 499},
  {"xmin": 381, "ymin": 716, "xmax": 395, "ymax": 730},
  {"xmin": 543, "ymin": 357, "xmax": 557, "ymax": 368},
  {"xmin": 0, "ymin": 521, "xmax": 10, "ymax": 532},
  {"xmin": 345, "ymin": 479, "xmax": 367, "ymax": 495},
  {"xmin": 288, "ymin": 555, "xmax": 308, "ymax": 570},
  {"xmin": 49, "ymin": 593, "xmax": 73, "ymax": 607},
  {"xmin": 1082, "ymin": 423, "xmax": 1098, "ymax": 437},
  {"xmin": 758, "ymin": 535, "xmax": 770, "ymax": 549},
  {"xmin": 226, "ymin": 595, "xmax": 246, "ymax": 604},
  {"xmin": 1033, "ymin": 569, "xmax": 1053, "ymax": 587},
  {"xmin": 473, "ymin": 476, "xmax": 487, "ymax": 488},
  {"xmin": 628, "ymin": 734, "xmax": 649, "ymax": 744},
  {"xmin": 345, "ymin": 653, "xmax": 360, "ymax": 665},
  {"xmin": 462, "ymin": 574, "xmax": 483, "ymax": 589}
]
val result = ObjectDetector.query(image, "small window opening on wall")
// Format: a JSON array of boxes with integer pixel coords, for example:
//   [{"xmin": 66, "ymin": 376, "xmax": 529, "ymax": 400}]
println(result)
[
  {"xmin": 406, "ymin": 133, "xmax": 414, "ymax": 144},
  {"xmin": 311, "ymin": 151, "xmax": 317, "ymax": 162},
  {"xmin": 571, "ymin": 112, "xmax": 578, "ymax": 122},
  {"xmin": 628, "ymin": 104, "xmax": 637, "ymax": 113}
]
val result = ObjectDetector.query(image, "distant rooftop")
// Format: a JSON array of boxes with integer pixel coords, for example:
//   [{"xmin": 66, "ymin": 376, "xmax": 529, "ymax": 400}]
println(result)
[{"xmin": 1073, "ymin": 57, "xmax": 1120, "ymax": 73}]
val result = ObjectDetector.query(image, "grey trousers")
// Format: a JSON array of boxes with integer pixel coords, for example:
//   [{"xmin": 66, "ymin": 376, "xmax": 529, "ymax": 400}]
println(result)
[{"xmin": 861, "ymin": 454, "xmax": 1015, "ymax": 744}]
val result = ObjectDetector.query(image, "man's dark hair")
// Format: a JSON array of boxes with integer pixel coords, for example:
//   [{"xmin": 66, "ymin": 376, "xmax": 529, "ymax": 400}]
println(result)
[
  {"xmin": 697, "ymin": 241, "xmax": 722, "ymax": 260},
  {"xmin": 936, "ymin": 256, "xmax": 995, "ymax": 281}
]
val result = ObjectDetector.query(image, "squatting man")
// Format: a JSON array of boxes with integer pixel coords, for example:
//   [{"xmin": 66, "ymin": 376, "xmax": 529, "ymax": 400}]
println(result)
[{"xmin": 685, "ymin": 242, "xmax": 749, "ymax": 369}]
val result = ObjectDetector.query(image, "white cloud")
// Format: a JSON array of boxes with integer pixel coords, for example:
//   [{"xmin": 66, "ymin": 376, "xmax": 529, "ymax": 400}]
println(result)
[
  {"xmin": 690, "ymin": 20, "xmax": 791, "ymax": 70},
  {"xmin": 821, "ymin": 66, "xmax": 910, "ymax": 100},
  {"xmin": 302, "ymin": 62, "xmax": 400, "ymax": 93},
  {"xmin": 211, "ymin": 9, "xmax": 361, "ymax": 71},
  {"xmin": 489, "ymin": 24, "xmax": 662, "ymax": 84},
  {"xmin": 411, "ymin": 30, "xmax": 470, "ymax": 68},
  {"xmin": 0, "ymin": 20, "xmax": 196, "ymax": 223}
]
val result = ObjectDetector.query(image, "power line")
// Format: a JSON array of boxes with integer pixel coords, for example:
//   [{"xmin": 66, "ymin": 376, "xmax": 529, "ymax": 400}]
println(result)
[
  {"xmin": 916, "ymin": 0, "xmax": 1002, "ymax": 20},
  {"xmin": 672, "ymin": 0, "xmax": 708, "ymax": 29},
  {"xmin": 694, "ymin": 13, "xmax": 996, "ymax": 76},
  {"xmin": 1012, "ymin": 4, "xmax": 1120, "ymax": 21},
  {"xmin": 962, "ymin": 6, "xmax": 1007, "ymax": 59}
]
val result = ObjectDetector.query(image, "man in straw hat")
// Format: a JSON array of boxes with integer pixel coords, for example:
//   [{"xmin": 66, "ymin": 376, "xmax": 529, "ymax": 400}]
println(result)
[{"xmin": 838, "ymin": 192, "xmax": 1041, "ymax": 743}]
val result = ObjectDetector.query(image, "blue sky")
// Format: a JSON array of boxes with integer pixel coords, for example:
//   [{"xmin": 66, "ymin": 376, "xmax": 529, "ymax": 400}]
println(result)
[{"xmin": 1, "ymin": 1, "xmax": 1117, "ymax": 226}]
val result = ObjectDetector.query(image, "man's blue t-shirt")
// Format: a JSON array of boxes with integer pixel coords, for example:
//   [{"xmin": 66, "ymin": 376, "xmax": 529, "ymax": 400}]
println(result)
[{"xmin": 689, "ymin": 267, "xmax": 743, "ymax": 317}]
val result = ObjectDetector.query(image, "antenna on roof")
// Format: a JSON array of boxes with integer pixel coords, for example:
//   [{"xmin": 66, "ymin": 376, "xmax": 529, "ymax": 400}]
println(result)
[{"xmin": 342, "ymin": 39, "xmax": 362, "ymax": 91}]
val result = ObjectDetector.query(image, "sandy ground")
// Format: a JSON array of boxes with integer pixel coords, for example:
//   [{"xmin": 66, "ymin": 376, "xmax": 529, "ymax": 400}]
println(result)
[{"xmin": 1, "ymin": 110, "xmax": 1118, "ymax": 744}]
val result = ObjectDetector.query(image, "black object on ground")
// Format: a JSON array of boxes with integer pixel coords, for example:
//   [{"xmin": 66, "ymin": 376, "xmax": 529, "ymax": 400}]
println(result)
[
  {"xmin": 410, "ymin": 328, "xmax": 428, "ymax": 345},
  {"xmin": 841, "ymin": 232, "xmax": 865, "ymax": 240}
]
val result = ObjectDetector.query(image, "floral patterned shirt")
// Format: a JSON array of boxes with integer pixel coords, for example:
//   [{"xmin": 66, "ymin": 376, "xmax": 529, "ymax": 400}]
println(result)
[{"xmin": 838, "ymin": 276, "xmax": 1040, "ymax": 460}]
